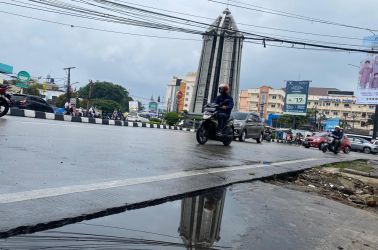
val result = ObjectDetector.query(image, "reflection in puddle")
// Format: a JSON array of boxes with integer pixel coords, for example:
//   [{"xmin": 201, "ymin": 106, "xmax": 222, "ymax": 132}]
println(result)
[
  {"xmin": 0, "ymin": 188, "xmax": 245, "ymax": 249},
  {"xmin": 180, "ymin": 189, "xmax": 226, "ymax": 249}
]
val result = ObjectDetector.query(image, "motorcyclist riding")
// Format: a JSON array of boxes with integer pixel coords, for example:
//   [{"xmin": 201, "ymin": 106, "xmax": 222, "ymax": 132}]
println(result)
[
  {"xmin": 214, "ymin": 83, "xmax": 234, "ymax": 136},
  {"xmin": 331, "ymin": 125, "xmax": 344, "ymax": 149}
]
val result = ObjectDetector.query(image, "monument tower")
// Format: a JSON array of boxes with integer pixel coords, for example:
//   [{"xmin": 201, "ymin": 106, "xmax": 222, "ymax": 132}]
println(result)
[{"xmin": 190, "ymin": 8, "xmax": 244, "ymax": 114}]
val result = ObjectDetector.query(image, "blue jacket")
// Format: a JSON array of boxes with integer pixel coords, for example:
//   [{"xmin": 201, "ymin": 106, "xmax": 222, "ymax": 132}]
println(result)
[
  {"xmin": 331, "ymin": 130, "xmax": 344, "ymax": 140},
  {"xmin": 214, "ymin": 94, "xmax": 234, "ymax": 115}
]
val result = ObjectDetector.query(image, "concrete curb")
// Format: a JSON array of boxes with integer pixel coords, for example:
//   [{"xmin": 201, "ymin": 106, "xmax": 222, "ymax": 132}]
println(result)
[
  {"xmin": 7, "ymin": 108, "xmax": 195, "ymax": 133},
  {"xmin": 342, "ymin": 168, "xmax": 378, "ymax": 179}
]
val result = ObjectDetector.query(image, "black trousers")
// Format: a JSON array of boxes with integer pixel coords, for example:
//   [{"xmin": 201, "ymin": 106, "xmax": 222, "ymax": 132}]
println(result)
[{"xmin": 217, "ymin": 113, "xmax": 229, "ymax": 132}]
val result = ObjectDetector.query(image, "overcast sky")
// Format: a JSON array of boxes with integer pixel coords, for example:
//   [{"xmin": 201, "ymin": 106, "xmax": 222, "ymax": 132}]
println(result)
[{"xmin": 0, "ymin": 0, "xmax": 376, "ymax": 103}]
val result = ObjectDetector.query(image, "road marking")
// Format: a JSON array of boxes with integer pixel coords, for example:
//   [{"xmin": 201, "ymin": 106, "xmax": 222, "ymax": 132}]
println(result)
[{"xmin": 0, "ymin": 158, "xmax": 318, "ymax": 204}]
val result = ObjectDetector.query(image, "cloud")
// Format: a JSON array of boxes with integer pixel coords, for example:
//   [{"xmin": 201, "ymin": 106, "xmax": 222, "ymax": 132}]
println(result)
[{"xmin": 0, "ymin": 0, "xmax": 375, "ymax": 101}]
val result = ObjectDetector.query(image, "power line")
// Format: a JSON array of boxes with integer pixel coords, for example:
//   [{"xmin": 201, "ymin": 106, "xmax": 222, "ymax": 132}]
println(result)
[
  {"xmin": 1, "ymin": 0, "xmax": 377, "ymax": 53},
  {"xmin": 0, "ymin": 10, "xmax": 201, "ymax": 41},
  {"xmin": 211, "ymin": 0, "xmax": 378, "ymax": 32},
  {"xmin": 108, "ymin": 0, "xmax": 368, "ymax": 41}
]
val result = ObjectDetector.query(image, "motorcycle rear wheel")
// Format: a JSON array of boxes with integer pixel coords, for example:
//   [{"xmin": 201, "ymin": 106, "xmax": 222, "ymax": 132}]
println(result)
[
  {"xmin": 196, "ymin": 126, "xmax": 208, "ymax": 145},
  {"xmin": 0, "ymin": 97, "xmax": 9, "ymax": 117}
]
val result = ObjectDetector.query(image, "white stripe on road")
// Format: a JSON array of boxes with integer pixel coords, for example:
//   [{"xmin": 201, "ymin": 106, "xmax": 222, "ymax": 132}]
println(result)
[{"xmin": 0, "ymin": 158, "xmax": 318, "ymax": 204}]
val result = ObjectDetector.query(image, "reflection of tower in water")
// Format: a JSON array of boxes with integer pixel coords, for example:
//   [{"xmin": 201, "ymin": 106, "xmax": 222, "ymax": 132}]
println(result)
[{"xmin": 179, "ymin": 188, "xmax": 226, "ymax": 249}]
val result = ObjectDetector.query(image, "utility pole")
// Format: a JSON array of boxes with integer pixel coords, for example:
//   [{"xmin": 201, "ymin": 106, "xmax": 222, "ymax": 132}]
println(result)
[
  {"xmin": 87, "ymin": 80, "xmax": 93, "ymax": 111},
  {"xmin": 373, "ymin": 105, "xmax": 378, "ymax": 139},
  {"xmin": 64, "ymin": 67, "xmax": 75, "ymax": 103}
]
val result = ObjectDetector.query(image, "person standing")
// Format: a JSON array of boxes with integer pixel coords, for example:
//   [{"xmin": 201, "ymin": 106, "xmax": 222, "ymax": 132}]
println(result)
[{"xmin": 359, "ymin": 60, "xmax": 373, "ymax": 89}]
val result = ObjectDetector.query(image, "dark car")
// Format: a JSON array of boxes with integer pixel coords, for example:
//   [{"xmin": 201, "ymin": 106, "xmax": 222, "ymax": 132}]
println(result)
[
  {"xmin": 232, "ymin": 112, "xmax": 265, "ymax": 143},
  {"xmin": 11, "ymin": 94, "xmax": 54, "ymax": 113}
]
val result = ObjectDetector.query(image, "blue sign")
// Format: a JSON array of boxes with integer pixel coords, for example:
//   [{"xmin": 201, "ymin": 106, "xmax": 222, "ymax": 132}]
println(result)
[
  {"xmin": 0, "ymin": 63, "xmax": 13, "ymax": 74},
  {"xmin": 284, "ymin": 81, "xmax": 310, "ymax": 116},
  {"xmin": 324, "ymin": 118, "xmax": 340, "ymax": 131}
]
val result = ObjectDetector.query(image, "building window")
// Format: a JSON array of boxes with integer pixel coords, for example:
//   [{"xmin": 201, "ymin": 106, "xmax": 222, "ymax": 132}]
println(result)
[
  {"xmin": 256, "ymin": 104, "xmax": 258, "ymax": 107},
  {"xmin": 314, "ymin": 102, "xmax": 319, "ymax": 105},
  {"xmin": 333, "ymin": 112, "xmax": 338, "ymax": 116},
  {"xmin": 271, "ymin": 104, "xmax": 276, "ymax": 108},
  {"xmin": 334, "ymin": 103, "xmax": 339, "ymax": 107},
  {"xmin": 369, "ymin": 105, "xmax": 375, "ymax": 109},
  {"xmin": 325, "ymin": 111, "xmax": 330, "ymax": 115},
  {"xmin": 343, "ymin": 113, "xmax": 349, "ymax": 117},
  {"xmin": 307, "ymin": 102, "xmax": 311, "ymax": 105},
  {"xmin": 272, "ymin": 95, "xmax": 277, "ymax": 99},
  {"xmin": 185, "ymin": 98, "xmax": 189, "ymax": 101},
  {"xmin": 344, "ymin": 104, "xmax": 350, "ymax": 108},
  {"xmin": 326, "ymin": 102, "xmax": 331, "ymax": 106},
  {"xmin": 187, "ymin": 87, "xmax": 190, "ymax": 90},
  {"xmin": 362, "ymin": 112, "xmax": 367, "ymax": 118},
  {"xmin": 184, "ymin": 104, "xmax": 188, "ymax": 107}
]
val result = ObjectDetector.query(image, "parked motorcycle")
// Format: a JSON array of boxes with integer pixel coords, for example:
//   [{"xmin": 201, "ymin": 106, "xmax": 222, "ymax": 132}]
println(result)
[
  {"xmin": 0, "ymin": 85, "xmax": 13, "ymax": 117},
  {"xmin": 196, "ymin": 103, "xmax": 234, "ymax": 146},
  {"xmin": 321, "ymin": 135, "xmax": 340, "ymax": 154},
  {"xmin": 263, "ymin": 128, "xmax": 272, "ymax": 142}
]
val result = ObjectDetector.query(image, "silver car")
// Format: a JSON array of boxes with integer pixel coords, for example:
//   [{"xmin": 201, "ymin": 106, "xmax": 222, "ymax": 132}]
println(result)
[
  {"xmin": 350, "ymin": 137, "xmax": 378, "ymax": 154},
  {"xmin": 232, "ymin": 112, "xmax": 264, "ymax": 143}
]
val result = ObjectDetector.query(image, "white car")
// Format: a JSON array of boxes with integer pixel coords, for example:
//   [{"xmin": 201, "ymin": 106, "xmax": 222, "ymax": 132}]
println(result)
[{"xmin": 127, "ymin": 114, "xmax": 149, "ymax": 123}]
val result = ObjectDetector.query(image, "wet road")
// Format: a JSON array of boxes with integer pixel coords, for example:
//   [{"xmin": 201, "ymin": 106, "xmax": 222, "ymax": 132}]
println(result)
[
  {"xmin": 0, "ymin": 116, "xmax": 374, "ymax": 237},
  {"xmin": 1, "ymin": 182, "xmax": 377, "ymax": 249}
]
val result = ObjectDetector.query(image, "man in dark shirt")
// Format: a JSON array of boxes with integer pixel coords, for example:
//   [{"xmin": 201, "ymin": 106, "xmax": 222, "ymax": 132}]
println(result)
[
  {"xmin": 331, "ymin": 126, "xmax": 344, "ymax": 149},
  {"xmin": 214, "ymin": 84, "xmax": 234, "ymax": 136}
]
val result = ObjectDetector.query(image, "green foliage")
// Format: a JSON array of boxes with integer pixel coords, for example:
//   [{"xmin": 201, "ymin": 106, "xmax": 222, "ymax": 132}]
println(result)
[
  {"xmin": 149, "ymin": 117, "xmax": 162, "ymax": 123},
  {"xmin": 164, "ymin": 112, "xmax": 180, "ymax": 126},
  {"xmin": 78, "ymin": 81, "xmax": 132, "ymax": 112},
  {"xmin": 24, "ymin": 84, "xmax": 40, "ymax": 96}
]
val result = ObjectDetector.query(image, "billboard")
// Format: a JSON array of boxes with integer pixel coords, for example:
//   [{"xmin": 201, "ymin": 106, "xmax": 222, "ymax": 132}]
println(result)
[
  {"xmin": 356, "ymin": 54, "xmax": 378, "ymax": 104},
  {"xmin": 129, "ymin": 101, "xmax": 139, "ymax": 113},
  {"xmin": 356, "ymin": 35, "xmax": 378, "ymax": 104},
  {"xmin": 284, "ymin": 81, "xmax": 310, "ymax": 116}
]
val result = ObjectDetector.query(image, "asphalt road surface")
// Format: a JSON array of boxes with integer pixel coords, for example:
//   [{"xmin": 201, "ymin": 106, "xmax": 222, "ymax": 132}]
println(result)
[{"xmin": 0, "ymin": 115, "xmax": 374, "ymax": 237}]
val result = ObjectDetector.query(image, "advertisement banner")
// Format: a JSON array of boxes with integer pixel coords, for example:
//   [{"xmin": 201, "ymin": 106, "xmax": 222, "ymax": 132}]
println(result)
[
  {"xmin": 356, "ymin": 54, "xmax": 378, "ymax": 104},
  {"xmin": 129, "ymin": 101, "xmax": 139, "ymax": 113},
  {"xmin": 324, "ymin": 118, "xmax": 340, "ymax": 131},
  {"xmin": 284, "ymin": 81, "xmax": 310, "ymax": 116}
]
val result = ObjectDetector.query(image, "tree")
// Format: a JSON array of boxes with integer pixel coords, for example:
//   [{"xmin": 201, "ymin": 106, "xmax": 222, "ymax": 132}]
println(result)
[
  {"xmin": 164, "ymin": 112, "xmax": 180, "ymax": 126},
  {"xmin": 78, "ymin": 81, "xmax": 132, "ymax": 112},
  {"xmin": 24, "ymin": 84, "xmax": 40, "ymax": 96}
]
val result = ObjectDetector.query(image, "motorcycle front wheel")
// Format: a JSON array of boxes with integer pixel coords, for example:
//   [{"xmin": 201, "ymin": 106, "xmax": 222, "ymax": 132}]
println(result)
[
  {"xmin": 196, "ymin": 126, "xmax": 208, "ymax": 145},
  {"xmin": 0, "ymin": 97, "xmax": 9, "ymax": 117}
]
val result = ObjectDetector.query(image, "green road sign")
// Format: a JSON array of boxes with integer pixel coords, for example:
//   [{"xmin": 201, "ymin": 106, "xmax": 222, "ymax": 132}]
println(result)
[
  {"xmin": 0, "ymin": 63, "xmax": 13, "ymax": 74},
  {"xmin": 17, "ymin": 71, "xmax": 30, "ymax": 83},
  {"xmin": 16, "ymin": 82, "xmax": 28, "ymax": 89}
]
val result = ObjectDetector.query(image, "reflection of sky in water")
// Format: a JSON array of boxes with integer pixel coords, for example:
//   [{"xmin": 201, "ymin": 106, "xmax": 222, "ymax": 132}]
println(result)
[{"xmin": 0, "ymin": 188, "xmax": 247, "ymax": 249}]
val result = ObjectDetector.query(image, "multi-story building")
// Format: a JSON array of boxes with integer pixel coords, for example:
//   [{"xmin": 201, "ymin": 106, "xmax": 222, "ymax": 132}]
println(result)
[
  {"xmin": 239, "ymin": 85, "xmax": 285, "ymax": 118},
  {"xmin": 165, "ymin": 72, "xmax": 196, "ymax": 113},
  {"xmin": 239, "ymin": 85, "xmax": 375, "ymax": 131}
]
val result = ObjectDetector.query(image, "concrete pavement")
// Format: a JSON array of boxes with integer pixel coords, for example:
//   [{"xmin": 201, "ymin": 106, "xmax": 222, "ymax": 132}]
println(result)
[{"xmin": 0, "ymin": 115, "xmax": 374, "ymax": 237}]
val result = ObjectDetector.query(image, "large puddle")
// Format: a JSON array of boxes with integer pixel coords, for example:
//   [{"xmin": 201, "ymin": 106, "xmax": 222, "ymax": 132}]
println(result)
[{"xmin": 0, "ymin": 187, "xmax": 247, "ymax": 249}]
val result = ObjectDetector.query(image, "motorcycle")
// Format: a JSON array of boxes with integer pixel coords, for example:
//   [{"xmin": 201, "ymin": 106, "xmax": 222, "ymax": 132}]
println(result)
[
  {"xmin": 196, "ymin": 103, "xmax": 234, "ymax": 146},
  {"xmin": 0, "ymin": 85, "xmax": 14, "ymax": 117},
  {"xmin": 321, "ymin": 135, "xmax": 340, "ymax": 154},
  {"xmin": 263, "ymin": 128, "xmax": 272, "ymax": 142}
]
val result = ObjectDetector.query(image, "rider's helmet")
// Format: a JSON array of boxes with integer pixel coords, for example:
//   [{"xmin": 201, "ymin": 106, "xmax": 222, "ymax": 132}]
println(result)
[
  {"xmin": 335, "ymin": 125, "xmax": 341, "ymax": 131},
  {"xmin": 218, "ymin": 83, "xmax": 230, "ymax": 94}
]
